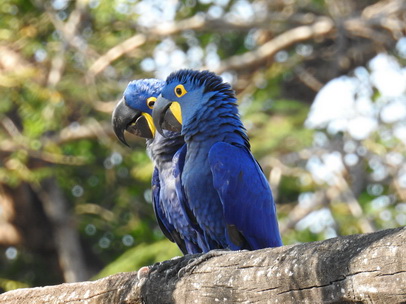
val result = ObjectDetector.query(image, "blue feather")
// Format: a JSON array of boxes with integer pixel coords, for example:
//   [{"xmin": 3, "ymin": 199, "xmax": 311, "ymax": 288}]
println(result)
[
  {"xmin": 154, "ymin": 69, "xmax": 283, "ymax": 251},
  {"xmin": 151, "ymin": 167, "xmax": 187, "ymax": 253},
  {"xmin": 209, "ymin": 143, "xmax": 282, "ymax": 249},
  {"xmin": 113, "ymin": 79, "xmax": 206, "ymax": 254}
]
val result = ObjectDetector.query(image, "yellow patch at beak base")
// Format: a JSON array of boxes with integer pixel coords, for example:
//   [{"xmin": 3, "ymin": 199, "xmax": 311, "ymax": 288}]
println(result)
[
  {"xmin": 169, "ymin": 102, "xmax": 182, "ymax": 125},
  {"xmin": 141, "ymin": 113, "xmax": 156, "ymax": 136}
]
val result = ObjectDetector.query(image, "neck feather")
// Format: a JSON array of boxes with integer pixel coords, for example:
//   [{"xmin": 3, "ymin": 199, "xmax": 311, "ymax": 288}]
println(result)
[{"xmin": 183, "ymin": 94, "xmax": 250, "ymax": 149}]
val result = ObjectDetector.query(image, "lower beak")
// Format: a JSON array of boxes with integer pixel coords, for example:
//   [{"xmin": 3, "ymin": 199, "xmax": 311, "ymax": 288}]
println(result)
[
  {"xmin": 152, "ymin": 96, "xmax": 182, "ymax": 136},
  {"xmin": 112, "ymin": 98, "xmax": 155, "ymax": 146}
]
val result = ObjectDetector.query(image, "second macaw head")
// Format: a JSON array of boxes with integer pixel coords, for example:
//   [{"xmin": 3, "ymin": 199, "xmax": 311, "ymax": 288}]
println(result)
[
  {"xmin": 112, "ymin": 79, "xmax": 165, "ymax": 146},
  {"xmin": 152, "ymin": 69, "xmax": 236, "ymax": 136}
]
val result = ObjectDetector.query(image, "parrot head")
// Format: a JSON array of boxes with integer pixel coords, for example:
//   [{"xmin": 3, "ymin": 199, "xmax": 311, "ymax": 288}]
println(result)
[
  {"xmin": 112, "ymin": 79, "xmax": 165, "ymax": 146},
  {"xmin": 152, "ymin": 69, "xmax": 235, "ymax": 136}
]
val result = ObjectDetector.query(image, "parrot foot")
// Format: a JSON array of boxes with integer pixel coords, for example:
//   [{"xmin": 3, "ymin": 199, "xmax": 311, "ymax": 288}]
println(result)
[
  {"xmin": 137, "ymin": 266, "xmax": 151, "ymax": 280},
  {"xmin": 177, "ymin": 249, "xmax": 231, "ymax": 278}
]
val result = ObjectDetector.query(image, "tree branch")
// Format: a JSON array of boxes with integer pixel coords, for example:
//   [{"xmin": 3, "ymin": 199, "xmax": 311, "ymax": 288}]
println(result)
[
  {"xmin": 87, "ymin": 34, "xmax": 146, "ymax": 77},
  {"xmin": 216, "ymin": 17, "xmax": 335, "ymax": 74},
  {"xmin": 42, "ymin": 0, "xmax": 98, "ymax": 59},
  {"xmin": 1, "ymin": 227, "xmax": 405, "ymax": 303},
  {"xmin": 84, "ymin": 0, "xmax": 406, "ymax": 78}
]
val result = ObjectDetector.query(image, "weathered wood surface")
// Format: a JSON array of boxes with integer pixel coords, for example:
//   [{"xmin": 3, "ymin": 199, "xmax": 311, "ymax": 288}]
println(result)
[{"xmin": 1, "ymin": 227, "xmax": 405, "ymax": 304}]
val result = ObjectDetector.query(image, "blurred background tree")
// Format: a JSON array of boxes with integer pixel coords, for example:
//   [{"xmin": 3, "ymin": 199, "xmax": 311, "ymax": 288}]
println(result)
[{"xmin": 1, "ymin": 0, "xmax": 405, "ymax": 291}]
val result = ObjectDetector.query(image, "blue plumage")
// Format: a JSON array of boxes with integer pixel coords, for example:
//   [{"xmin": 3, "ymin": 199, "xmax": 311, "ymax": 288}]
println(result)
[
  {"xmin": 112, "ymin": 79, "xmax": 206, "ymax": 254},
  {"xmin": 153, "ymin": 70, "xmax": 283, "ymax": 250}
]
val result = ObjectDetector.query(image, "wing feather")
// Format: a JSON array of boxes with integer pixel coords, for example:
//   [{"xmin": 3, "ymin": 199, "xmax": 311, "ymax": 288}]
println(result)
[
  {"xmin": 209, "ymin": 142, "xmax": 283, "ymax": 249},
  {"xmin": 151, "ymin": 167, "xmax": 187, "ymax": 254}
]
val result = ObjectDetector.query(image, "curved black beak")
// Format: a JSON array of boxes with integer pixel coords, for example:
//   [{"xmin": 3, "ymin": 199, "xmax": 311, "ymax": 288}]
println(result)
[
  {"xmin": 152, "ymin": 96, "xmax": 182, "ymax": 137},
  {"xmin": 112, "ymin": 98, "xmax": 154, "ymax": 146}
]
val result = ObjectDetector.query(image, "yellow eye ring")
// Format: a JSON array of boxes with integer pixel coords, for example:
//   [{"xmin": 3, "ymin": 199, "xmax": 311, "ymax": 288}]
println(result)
[
  {"xmin": 174, "ymin": 84, "xmax": 187, "ymax": 98},
  {"xmin": 147, "ymin": 97, "xmax": 156, "ymax": 109}
]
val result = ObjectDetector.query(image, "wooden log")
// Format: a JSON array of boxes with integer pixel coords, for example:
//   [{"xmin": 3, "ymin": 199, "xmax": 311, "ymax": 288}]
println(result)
[{"xmin": 1, "ymin": 227, "xmax": 405, "ymax": 304}]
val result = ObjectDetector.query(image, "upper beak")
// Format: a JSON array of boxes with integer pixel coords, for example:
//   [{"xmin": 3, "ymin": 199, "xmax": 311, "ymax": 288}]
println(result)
[
  {"xmin": 152, "ymin": 96, "xmax": 183, "ymax": 136},
  {"xmin": 112, "ymin": 98, "xmax": 155, "ymax": 146}
]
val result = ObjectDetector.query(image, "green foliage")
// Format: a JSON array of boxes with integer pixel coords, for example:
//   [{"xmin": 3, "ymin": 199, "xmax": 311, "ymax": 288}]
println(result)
[
  {"xmin": 1, "ymin": 247, "xmax": 64, "ymax": 288},
  {"xmin": 0, "ymin": 278, "xmax": 29, "ymax": 292},
  {"xmin": 247, "ymin": 98, "xmax": 313, "ymax": 157},
  {"xmin": 93, "ymin": 240, "xmax": 182, "ymax": 279}
]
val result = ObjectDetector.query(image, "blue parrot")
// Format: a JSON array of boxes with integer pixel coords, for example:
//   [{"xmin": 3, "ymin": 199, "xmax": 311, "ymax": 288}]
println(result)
[
  {"xmin": 152, "ymin": 70, "xmax": 283, "ymax": 250},
  {"xmin": 111, "ymin": 79, "xmax": 207, "ymax": 254}
]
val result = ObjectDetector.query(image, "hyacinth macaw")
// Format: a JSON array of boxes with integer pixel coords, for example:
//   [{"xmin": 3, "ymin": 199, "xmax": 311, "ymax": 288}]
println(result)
[
  {"xmin": 152, "ymin": 69, "xmax": 283, "ymax": 250},
  {"xmin": 111, "ymin": 79, "xmax": 206, "ymax": 254}
]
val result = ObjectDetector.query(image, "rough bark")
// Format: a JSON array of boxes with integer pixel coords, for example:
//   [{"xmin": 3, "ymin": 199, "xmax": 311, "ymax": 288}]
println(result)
[{"xmin": 1, "ymin": 227, "xmax": 405, "ymax": 304}]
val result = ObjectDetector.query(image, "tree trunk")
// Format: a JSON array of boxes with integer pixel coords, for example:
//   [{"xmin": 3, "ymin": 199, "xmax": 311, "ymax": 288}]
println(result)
[{"xmin": 0, "ymin": 227, "xmax": 405, "ymax": 304}]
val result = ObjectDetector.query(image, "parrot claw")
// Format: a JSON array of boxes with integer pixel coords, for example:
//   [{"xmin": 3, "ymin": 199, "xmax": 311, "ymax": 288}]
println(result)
[
  {"xmin": 137, "ymin": 265, "xmax": 151, "ymax": 280},
  {"xmin": 177, "ymin": 249, "xmax": 232, "ymax": 278}
]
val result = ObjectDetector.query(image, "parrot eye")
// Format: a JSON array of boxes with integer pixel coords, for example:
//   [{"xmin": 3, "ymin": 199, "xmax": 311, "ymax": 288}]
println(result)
[
  {"xmin": 174, "ymin": 84, "xmax": 187, "ymax": 98},
  {"xmin": 147, "ymin": 97, "xmax": 156, "ymax": 109}
]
